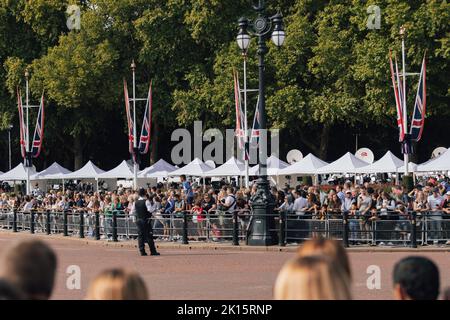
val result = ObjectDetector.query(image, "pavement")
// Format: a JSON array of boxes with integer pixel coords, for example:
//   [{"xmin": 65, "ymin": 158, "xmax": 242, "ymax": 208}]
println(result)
[{"xmin": 0, "ymin": 231, "xmax": 448, "ymax": 300}]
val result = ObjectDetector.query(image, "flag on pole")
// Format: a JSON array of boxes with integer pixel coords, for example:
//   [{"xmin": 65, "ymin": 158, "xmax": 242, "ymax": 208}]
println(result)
[
  {"xmin": 410, "ymin": 56, "xmax": 426, "ymax": 142},
  {"xmin": 250, "ymin": 95, "xmax": 261, "ymax": 147},
  {"xmin": 233, "ymin": 69, "xmax": 245, "ymax": 150},
  {"xmin": 31, "ymin": 93, "xmax": 45, "ymax": 158},
  {"xmin": 138, "ymin": 81, "xmax": 152, "ymax": 154},
  {"xmin": 389, "ymin": 51, "xmax": 405, "ymax": 142},
  {"xmin": 123, "ymin": 79, "xmax": 134, "ymax": 156},
  {"xmin": 17, "ymin": 89, "xmax": 26, "ymax": 159}
]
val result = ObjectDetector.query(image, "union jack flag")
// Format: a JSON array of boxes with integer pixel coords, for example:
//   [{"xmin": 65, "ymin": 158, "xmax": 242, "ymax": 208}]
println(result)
[
  {"xmin": 389, "ymin": 51, "xmax": 405, "ymax": 142},
  {"xmin": 138, "ymin": 81, "xmax": 152, "ymax": 154},
  {"xmin": 31, "ymin": 93, "xmax": 45, "ymax": 158},
  {"xmin": 409, "ymin": 56, "xmax": 426, "ymax": 142},
  {"xmin": 17, "ymin": 89, "xmax": 26, "ymax": 159},
  {"xmin": 123, "ymin": 79, "xmax": 134, "ymax": 156}
]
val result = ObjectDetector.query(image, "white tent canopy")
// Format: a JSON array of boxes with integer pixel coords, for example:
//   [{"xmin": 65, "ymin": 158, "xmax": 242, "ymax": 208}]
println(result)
[
  {"xmin": 170, "ymin": 158, "xmax": 213, "ymax": 177},
  {"xmin": 98, "ymin": 160, "xmax": 134, "ymax": 179},
  {"xmin": 204, "ymin": 157, "xmax": 245, "ymax": 177},
  {"xmin": 316, "ymin": 152, "xmax": 369, "ymax": 174},
  {"xmin": 397, "ymin": 162, "xmax": 418, "ymax": 173},
  {"xmin": 417, "ymin": 148, "xmax": 450, "ymax": 172},
  {"xmin": 64, "ymin": 160, "xmax": 105, "ymax": 179},
  {"xmin": 278, "ymin": 153, "xmax": 328, "ymax": 175},
  {"xmin": 0, "ymin": 163, "xmax": 37, "ymax": 181},
  {"xmin": 139, "ymin": 159, "xmax": 177, "ymax": 178},
  {"xmin": 249, "ymin": 155, "xmax": 289, "ymax": 176},
  {"xmin": 355, "ymin": 151, "xmax": 404, "ymax": 174},
  {"xmin": 33, "ymin": 162, "xmax": 72, "ymax": 180}
]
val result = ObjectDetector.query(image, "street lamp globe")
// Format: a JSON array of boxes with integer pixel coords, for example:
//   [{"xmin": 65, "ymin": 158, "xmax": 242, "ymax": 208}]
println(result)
[
  {"xmin": 271, "ymin": 13, "xmax": 285, "ymax": 47},
  {"xmin": 237, "ymin": 18, "xmax": 251, "ymax": 53}
]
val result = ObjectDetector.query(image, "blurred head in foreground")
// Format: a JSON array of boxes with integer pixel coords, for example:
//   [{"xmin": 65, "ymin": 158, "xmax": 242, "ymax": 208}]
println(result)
[
  {"xmin": 0, "ymin": 239, "xmax": 57, "ymax": 300},
  {"xmin": 393, "ymin": 256, "xmax": 440, "ymax": 300},
  {"xmin": 0, "ymin": 279, "xmax": 25, "ymax": 300},
  {"xmin": 86, "ymin": 268, "xmax": 148, "ymax": 300},
  {"xmin": 297, "ymin": 238, "xmax": 351, "ymax": 280},
  {"xmin": 274, "ymin": 255, "xmax": 352, "ymax": 300}
]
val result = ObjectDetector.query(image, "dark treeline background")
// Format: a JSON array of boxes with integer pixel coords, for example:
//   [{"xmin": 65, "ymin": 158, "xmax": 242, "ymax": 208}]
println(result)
[{"xmin": 0, "ymin": 0, "xmax": 448, "ymax": 172}]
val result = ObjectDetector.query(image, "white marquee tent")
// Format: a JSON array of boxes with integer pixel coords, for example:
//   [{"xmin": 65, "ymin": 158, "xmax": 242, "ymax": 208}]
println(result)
[
  {"xmin": 64, "ymin": 160, "xmax": 105, "ymax": 179},
  {"xmin": 0, "ymin": 163, "xmax": 37, "ymax": 181},
  {"xmin": 204, "ymin": 157, "xmax": 245, "ymax": 177},
  {"xmin": 170, "ymin": 158, "xmax": 213, "ymax": 177},
  {"xmin": 98, "ymin": 160, "xmax": 134, "ymax": 179},
  {"xmin": 417, "ymin": 148, "xmax": 450, "ymax": 172},
  {"xmin": 355, "ymin": 151, "xmax": 404, "ymax": 174},
  {"xmin": 278, "ymin": 153, "xmax": 328, "ymax": 175},
  {"xmin": 32, "ymin": 162, "xmax": 72, "ymax": 180},
  {"xmin": 139, "ymin": 159, "xmax": 177, "ymax": 178},
  {"xmin": 316, "ymin": 152, "xmax": 369, "ymax": 174},
  {"xmin": 249, "ymin": 155, "xmax": 289, "ymax": 176},
  {"xmin": 397, "ymin": 162, "xmax": 418, "ymax": 173}
]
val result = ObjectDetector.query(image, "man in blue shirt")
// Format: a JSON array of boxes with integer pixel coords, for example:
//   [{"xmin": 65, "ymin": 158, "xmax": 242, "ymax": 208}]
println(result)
[{"xmin": 180, "ymin": 175, "xmax": 194, "ymax": 210}]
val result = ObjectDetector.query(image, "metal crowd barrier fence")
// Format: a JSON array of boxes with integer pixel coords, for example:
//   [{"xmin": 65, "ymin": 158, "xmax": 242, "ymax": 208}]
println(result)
[{"xmin": 0, "ymin": 208, "xmax": 448, "ymax": 247}]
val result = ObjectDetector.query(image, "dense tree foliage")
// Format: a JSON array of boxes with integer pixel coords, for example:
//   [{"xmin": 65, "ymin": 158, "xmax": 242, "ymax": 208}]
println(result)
[{"xmin": 0, "ymin": 0, "xmax": 448, "ymax": 171}]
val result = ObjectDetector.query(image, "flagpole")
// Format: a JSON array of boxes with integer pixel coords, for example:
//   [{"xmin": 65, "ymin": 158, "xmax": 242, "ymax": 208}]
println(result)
[
  {"xmin": 25, "ymin": 70, "xmax": 30, "ymax": 195},
  {"xmin": 131, "ymin": 61, "xmax": 138, "ymax": 190},
  {"xmin": 243, "ymin": 55, "xmax": 249, "ymax": 188},
  {"xmin": 400, "ymin": 26, "xmax": 409, "ymax": 176}
]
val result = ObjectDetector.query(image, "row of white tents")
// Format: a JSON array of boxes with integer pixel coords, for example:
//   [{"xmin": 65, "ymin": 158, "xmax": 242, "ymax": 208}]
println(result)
[{"xmin": 0, "ymin": 148, "xmax": 449, "ymax": 183}]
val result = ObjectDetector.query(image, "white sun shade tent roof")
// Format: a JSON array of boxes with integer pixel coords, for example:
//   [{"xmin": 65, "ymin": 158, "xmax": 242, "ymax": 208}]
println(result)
[
  {"xmin": 0, "ymin": 163, "xmax": 37, "ymax": 181},
  {"xmin": 64, "ymin": 161, "xmax": 105, "ymax": 179},
  {"xmin": 204, "ymin": 157, "xmax": 245, "ymax": 177},
  {"xmin": 278, "ymin": 153, "xmax": 328, "ymax": 175},
  {"xmin": 316, "ymin": 152, "xmax": 369, "ymax": 174},
  {"xmin": 98, "ymin": 160, "xmax": 134, "ymax": 179},
  {"xmin": 417, "ymin": 148, "xmax": 450, "ymax": 172},
  {"xmin": 170, "ymin": 158, "xmax": 213, "ymax": 177},
  {"xmin": 249, "ymin": 155, "xmax": 289, "ymax": 176},
  {"xmin": 139, "ymin": 159, "xmax": 177, "ymax": 178},
  {"xmin": 355, "ymin": 151, "xmax": 404, "ymax": 174},
  {"xmin": 33, "ymin": 162, "xmax": 72, "ymax": 180}
]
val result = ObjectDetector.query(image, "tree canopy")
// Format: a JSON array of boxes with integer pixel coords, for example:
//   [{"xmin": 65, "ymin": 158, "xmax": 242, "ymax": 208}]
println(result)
[{"xmin": 0, "ymin": 0, "xmax": 448, "ymax": 171}]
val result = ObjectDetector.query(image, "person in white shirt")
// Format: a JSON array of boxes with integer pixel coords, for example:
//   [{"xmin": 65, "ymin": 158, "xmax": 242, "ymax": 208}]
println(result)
[
  {"xmin": 427, "ymin": 188, "xmax": 444, "ymax": 244},
  {"xmin": 293, "ymin": 191, "xmax": 308, "ymax": 216}
]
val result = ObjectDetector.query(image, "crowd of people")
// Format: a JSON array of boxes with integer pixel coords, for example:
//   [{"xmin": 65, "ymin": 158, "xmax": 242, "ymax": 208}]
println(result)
[
  {"xmin": 0, "ymin": 238, "xmax": 448, "ymax": 300},
  {"xmin": 0, "ymin": 175, "xmax": 449, "ymax": 245}
]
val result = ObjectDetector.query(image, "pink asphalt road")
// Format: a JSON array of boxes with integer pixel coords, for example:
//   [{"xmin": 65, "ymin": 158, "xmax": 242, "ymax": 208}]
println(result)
[{"xmin": 0, "ymin": 232, "xmax": 448, "ymax": 300}]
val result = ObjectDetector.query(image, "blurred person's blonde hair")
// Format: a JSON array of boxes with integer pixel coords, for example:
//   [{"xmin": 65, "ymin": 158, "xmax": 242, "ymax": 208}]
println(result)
[
  {"xmin": 86, "ymin": 269, "xmax": 148, "ymax": 300},
  {"xmin": 274, "ymin": 255, "xmax": 351, "ymax": 300},
  {"xmin": 297, "ymin": 238, "xmax": 351, "ymax": 280}
]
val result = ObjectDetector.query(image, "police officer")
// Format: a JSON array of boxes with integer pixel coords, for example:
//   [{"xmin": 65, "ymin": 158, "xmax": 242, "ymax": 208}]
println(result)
[{"xmin": 132, "ymin": 188, "xmax": 160, "ymax": 256}]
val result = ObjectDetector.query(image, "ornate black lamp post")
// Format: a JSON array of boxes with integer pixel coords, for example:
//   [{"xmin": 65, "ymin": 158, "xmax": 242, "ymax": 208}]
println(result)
[{"xmin": 237, "ymin": 1, "xmax": 285, "ymax": 245}]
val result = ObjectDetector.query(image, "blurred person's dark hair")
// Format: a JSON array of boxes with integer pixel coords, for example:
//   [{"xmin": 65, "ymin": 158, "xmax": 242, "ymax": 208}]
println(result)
[
  {"xmin": 0, "ymin": 279, "xmax": 25, "ymax": 300},
  {"xmin": 0, "ymin": 240, "xmax": 57, "ymax": 300},
  {"xmin": 393, "ymin": 256, "xmax": 440, "ymax": 300}
]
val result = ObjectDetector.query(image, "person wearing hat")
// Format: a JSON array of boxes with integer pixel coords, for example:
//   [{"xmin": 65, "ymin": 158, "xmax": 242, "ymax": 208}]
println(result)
[{"xmin": 131, "ymin": 188, "xmax": 160, "ymax": 256}]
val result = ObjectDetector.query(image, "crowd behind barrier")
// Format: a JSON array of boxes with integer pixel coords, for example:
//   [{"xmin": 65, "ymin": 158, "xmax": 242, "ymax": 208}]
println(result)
[
  {"xmin": 0, "ymin": 209, "xmax": 449, "ymax": 247},
  {"xmin": 0, "ymin": 175, "xmax": 449, "ymax": 247}
]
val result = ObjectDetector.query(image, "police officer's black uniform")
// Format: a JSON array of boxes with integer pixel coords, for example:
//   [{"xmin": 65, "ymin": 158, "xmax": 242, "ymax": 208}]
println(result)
[{"xmin": 134, "ymin": 196, "xmax": 160, "ymax": 256}]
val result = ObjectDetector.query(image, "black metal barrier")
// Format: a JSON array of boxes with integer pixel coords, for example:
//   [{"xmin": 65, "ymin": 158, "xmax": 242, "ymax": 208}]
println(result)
[{"xmin": 0, "ymin": 209, "xmax": 448, "ymax": 247}]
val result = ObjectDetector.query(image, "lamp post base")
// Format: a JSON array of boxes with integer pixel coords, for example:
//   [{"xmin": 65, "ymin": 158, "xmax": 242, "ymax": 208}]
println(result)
[{"xmin": 248, "ymin": 177, "xmax": 277, "ymax": 246}]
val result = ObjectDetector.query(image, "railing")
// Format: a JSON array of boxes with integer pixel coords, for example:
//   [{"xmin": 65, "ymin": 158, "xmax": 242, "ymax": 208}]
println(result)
[{"xmin": 0, "ymin": 208, "xmax": 449, "ymax": 247}]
